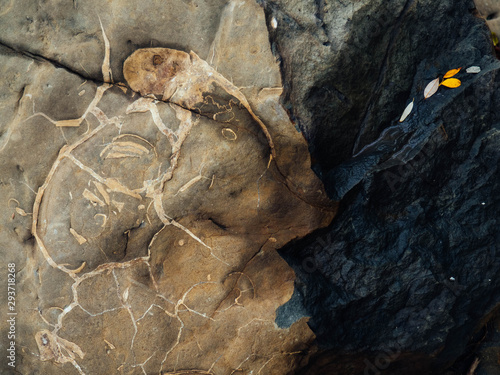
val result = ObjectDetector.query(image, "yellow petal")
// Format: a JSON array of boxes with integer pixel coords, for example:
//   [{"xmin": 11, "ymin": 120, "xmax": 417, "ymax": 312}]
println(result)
[
  {"xmin": 440, "ymin": 78, "xmax": 461, "ymax": 88},
  {"xmin": 424, "ymin": 78, "xmax": 440, "ymax": 99},
  {"xmin": 493, "ymin": 32, "xmax": 499, "ymax": 46},
  {"xmin": 443, "ymin": 68, "xmax": 461, "ymax": 78}
]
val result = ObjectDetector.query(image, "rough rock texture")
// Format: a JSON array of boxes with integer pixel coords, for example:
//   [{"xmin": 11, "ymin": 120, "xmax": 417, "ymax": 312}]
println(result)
[
  {"xmin": 0, "ymin": 1, "xmax": 336, "ymax": 374},
  {"xmin": 260, "ymin": 0, "xmax": 500, "ymax": 373},
  {"xmin": 2, "ymin": 0, "xmax": 500, "ymax": 374},
  {"xmin": 476, "ymin": 0, "xmax": 500, "ymax": 35}
]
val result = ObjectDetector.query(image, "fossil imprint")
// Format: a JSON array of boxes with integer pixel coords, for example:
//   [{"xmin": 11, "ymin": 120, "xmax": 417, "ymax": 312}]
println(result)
[{"xmin": 29, "ymin": 17, "xmax": 332, "ymax": 374}]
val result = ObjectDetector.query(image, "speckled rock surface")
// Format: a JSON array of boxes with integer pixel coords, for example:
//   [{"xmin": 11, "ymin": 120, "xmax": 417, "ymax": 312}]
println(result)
[{"xmin": 0, "ymin": 1, "xmax": 335, "ymax": 374}]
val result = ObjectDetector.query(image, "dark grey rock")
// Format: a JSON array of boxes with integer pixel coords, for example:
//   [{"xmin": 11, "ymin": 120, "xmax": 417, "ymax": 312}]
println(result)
[{"xmin": 264, "ymin": 0, "xmax": 500, "ymax": 373}]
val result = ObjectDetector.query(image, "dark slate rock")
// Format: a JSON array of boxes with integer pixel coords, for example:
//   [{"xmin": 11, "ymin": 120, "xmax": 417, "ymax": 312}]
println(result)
[{"xmin": 261, "ymin": 0, "xmax": 500, "ymax": 373}]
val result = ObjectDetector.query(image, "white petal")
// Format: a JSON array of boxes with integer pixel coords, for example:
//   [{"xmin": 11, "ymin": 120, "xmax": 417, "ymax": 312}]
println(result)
[
  {"xmin": 399, "ymin": 99, "xmax": 414, "ymax": 122},
  {"xmin": 424, "ymin": 77, "xmax": 440, "ymax": 99}
]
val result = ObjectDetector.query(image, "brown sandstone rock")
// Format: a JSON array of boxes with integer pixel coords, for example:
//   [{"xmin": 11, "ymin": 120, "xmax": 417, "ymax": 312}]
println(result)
[
  {"xmin": 475, "ymin": 0, "xmax": 500, "ymax": 36},
  {"xmin": 0, "ymin": 1, "xmax": 335, "ymax": 374}
]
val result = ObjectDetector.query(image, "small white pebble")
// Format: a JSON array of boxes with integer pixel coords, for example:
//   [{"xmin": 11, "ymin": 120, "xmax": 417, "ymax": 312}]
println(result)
[
  {"xmin": 271, "ymin": 17, "xmax": 278, "ymax": 29},
  {"xmin": 466, "ymin": 66, "xmax": 481, "ymax": 74},
  {"xmin": 481, "ymin": 202, "xmax": 485, "ymax": 205},
  {"xmin": 449, "ymin": 277, "xmax": 455, "ymax": 281}
]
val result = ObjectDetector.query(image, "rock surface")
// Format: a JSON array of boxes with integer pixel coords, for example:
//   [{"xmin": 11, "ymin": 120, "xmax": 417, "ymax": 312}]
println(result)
[
  {"xmin": 2, "ymin": 0, "xmax": 500, "ymax": 374},
  {"xmin": 0, "ymin": 1, "xmax": 335, "ymax": 374},
  {"xmin": 261, "ymin": 0, "xmax": 500, "ymax": 373},
  {"xmin": 476, "ymin": 0, "xmax": 500, "ymax": 36}
]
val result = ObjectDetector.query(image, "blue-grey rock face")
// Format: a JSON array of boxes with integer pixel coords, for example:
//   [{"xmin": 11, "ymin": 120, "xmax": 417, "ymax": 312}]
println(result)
[{"xmin": 262, "ymin": 0, "xmax": 500, "ymax": 373}]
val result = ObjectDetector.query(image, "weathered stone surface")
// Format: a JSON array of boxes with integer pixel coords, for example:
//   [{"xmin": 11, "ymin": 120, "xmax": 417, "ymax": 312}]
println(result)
[
  {"xmin": 476, "ymin": 0, "xmax": 500, "ymax": 36},
  {"xmin": 2, "ymin": 0, "xmax": 500, "ymax": 373},
  {"xmin": 261, "ymin": 0, "xmax": 494, "ymax": 175},
  {"xmin": 262, "ymin": 0, "xmax": 500, "ymax": 373},
  {"xmin": 0, "ymin": 1, "xmax": 335, "ymax": 374}
]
